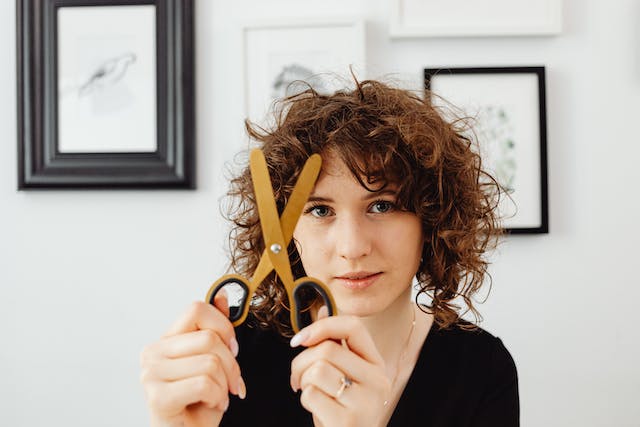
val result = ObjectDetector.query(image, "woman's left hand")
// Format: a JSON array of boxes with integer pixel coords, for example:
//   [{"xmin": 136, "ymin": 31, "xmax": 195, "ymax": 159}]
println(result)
[{"xmin": 289, "ymin": 312, "xmax": 391, "ymax": 427}]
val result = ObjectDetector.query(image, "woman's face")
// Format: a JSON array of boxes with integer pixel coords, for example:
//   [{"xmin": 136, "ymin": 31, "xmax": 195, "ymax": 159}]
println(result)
[{"xmin": 293, "ymin": 153, "xmax": 424, "ymax": 317}]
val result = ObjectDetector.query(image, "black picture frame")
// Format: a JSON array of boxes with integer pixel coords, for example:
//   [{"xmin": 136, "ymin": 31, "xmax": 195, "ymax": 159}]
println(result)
[
  {"xmin": 16, "ymin": 0, "xmax": 195, "ymax": 189},
  {"xmin": 424, "ymin": 66, "xmax": 549, "ymax": 234}
]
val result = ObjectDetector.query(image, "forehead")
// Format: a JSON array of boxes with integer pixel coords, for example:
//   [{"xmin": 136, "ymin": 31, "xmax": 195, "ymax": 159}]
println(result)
[
  {"xmin": 311, "ymin": 152, "xmax": 398, "ymax": 194},
  {"xmin": 317, "ymin": 152, "xmax": 350, "ymax": 179}
]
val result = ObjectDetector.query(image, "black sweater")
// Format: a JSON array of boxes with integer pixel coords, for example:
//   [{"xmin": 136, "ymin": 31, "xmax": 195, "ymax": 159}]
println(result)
[{"xmin": 222, "ymin": 316, "xmax": 519, "ymax": 426}]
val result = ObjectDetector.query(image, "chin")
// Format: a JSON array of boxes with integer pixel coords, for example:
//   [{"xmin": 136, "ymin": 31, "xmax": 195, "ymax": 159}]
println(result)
[{"xmin": 334, "ymin": 299, "xmax": 382, "ymax": 318}]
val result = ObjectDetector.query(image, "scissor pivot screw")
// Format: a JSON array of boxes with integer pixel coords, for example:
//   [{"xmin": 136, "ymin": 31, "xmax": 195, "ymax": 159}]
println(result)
[{"xmin": 270, "ymin": 243, "xmax": 282, "ymax": 254}]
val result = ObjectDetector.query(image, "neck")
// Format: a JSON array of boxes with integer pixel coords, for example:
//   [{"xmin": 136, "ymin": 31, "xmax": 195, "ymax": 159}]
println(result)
[{"xmin": 357, "ymin": 288, "xmax": 416, "ymax": 369}]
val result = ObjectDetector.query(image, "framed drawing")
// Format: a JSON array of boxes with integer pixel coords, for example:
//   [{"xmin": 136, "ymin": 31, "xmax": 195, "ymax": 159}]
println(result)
[
  {"xmin": 243, "ymin": 19, "xmax": 366, "ymax": 125},
  {"xmin": 390, "ymin": 0, "xmax": 562, "ymax": 38},
  {"xmin": 425, "ymin": 66, "xmax": 549, "ymax": 234},
  {"xmin": 17, "ymin": 0, "xmax": 195, "ymax": 189}
]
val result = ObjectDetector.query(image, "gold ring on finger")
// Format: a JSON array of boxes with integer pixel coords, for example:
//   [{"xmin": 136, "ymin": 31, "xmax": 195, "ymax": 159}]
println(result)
[{"xmin": 335, "ymin": 375, "xmax": 353, "ymax": 399}]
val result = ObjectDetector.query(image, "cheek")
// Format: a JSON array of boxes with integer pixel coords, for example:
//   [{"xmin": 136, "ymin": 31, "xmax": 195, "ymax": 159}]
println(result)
[
  {"xmin": 293, "ymin": 227, "xmax": 324, "ymax": 267},
  {"xmin": 293, "ymin": 226, "xmax": 313, "ymax": 266},
  {"xmin": 387, "ymin": 219, "xmax": 423, "ymax": 259}
]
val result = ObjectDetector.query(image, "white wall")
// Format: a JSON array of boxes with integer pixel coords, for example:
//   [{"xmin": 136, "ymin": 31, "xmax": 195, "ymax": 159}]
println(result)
[{"xmin": 1, "ymin": 0, "xmax": 639, "ymax": 426}]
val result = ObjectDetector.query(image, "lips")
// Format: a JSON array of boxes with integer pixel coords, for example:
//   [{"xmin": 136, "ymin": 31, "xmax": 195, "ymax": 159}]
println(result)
[{"xmin": 335, "ymin": 271, "xmax": 382, "ymax": 290}]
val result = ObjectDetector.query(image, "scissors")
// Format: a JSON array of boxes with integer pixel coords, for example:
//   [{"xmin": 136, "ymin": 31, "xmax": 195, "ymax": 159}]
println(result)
[{"xmin": 206, "ymin": 149, "xmax": 337, "ymax": 333}]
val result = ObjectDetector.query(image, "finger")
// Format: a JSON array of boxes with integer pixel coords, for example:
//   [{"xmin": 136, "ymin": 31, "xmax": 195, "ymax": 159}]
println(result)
[
  {"xmin": 290, "ymin": 315, "xmax": 383, "ymax": 366},
  {"xmin": 164, "ymin": 357, "xmax": 229, "ymax": 405},
  {"xmin": 164, "ymin": 301, "xmax": 238, "ymax": 356},
  {"xmin": 298, "ymin": 359, "xmax": 350, "ymax": 402},
  {"xmin": 299, "ymin": 385, "xmax": 345, "ymax": 424},
  {"xmin": 147, "ymin": 375, "xmax": 229, "ymax": 417},
  {"xmin": 154, "ymin": 329, "xmax": 228, "ymax": 359},
  {"xmin": 316, "ymin": 305, "xmax": 329, "ymax": 320},
  {"xmin": 213, "ymin": 289, "xmax": 230, "ymax": 318},
  {"xmin": 147, "ymin": 330, "xmax": 242, "ymax": 395},
  {"xmin": 290, "ymin": 340, "xmax": 374, "ymax": 392},
  {"xmin": 183, "ymin": 402, "xmax": 222, "ymax": 427},
  {"xmin": 148, "ymin": 404, "xmax": 222, "ymax": 427},
  {"xmin": 148, "ymin": 353, "xmax": 232, "ymax": 384}
]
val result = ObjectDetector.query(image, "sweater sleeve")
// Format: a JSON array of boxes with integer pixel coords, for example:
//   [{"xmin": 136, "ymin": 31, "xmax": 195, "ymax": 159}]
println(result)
[{"xmin": 471, "ymin": 337, "xmax": 520, "ymax": 427}]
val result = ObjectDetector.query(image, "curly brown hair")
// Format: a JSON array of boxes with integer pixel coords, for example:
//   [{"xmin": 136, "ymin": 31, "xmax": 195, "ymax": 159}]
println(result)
[{"xmin": 224, "ymin": 78, "xmax": 502, "ymax": 337}]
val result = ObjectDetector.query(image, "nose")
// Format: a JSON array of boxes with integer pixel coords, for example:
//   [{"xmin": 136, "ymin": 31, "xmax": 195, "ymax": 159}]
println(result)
[{"xmin": 333, "ymin": 214, "xmax": 372, "ymax": 260}]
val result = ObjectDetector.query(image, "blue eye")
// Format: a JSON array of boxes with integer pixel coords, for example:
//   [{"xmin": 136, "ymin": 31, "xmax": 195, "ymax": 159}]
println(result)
[
  {"xmin": 370, "ymin": 200, "xmax": 395, "ymax": 213},
  {"xmin": 307, "ymin": 205, "xmax": 332, "ymax": 218}
]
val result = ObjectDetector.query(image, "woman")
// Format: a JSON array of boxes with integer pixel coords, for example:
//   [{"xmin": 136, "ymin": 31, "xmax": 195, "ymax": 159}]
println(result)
[{"xmin": 140, "ymin": 79, "xmax": 519, "ymax": 426}]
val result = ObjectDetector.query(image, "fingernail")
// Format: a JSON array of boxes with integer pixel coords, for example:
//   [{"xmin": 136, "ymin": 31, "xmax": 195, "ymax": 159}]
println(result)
[
  {"xmin": 238, "ymin": 376, "xmax": 246, "ymax": 399},
  {"xmin": 223, "ymin": 399, "xmax": 229, "ymax": 412},
  {"xmin": 230, "ymin": 337, "xmax": 239, "ymax": 357},
  {"xmin": 291, "ymin": 379, "xmax": 298, "ymax": 393},
  {"xmin": 290, "ymin": 330, "xmax": 309, "ymax": 348}
]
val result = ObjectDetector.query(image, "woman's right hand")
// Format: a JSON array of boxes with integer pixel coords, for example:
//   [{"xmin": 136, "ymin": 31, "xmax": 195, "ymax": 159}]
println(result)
[{"xmin": 140, "ymin": 297, "xmax": 245, "ymax": 427}]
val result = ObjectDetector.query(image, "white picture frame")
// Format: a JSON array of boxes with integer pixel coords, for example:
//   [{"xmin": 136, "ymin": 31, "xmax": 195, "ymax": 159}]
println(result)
[
  {"xmin": 390, "ymin": 0, "xmax": 562, "ymax": 38},
  {"xmin": 243, "ymin": 19, "xmax": 366, "ymax": 124}
]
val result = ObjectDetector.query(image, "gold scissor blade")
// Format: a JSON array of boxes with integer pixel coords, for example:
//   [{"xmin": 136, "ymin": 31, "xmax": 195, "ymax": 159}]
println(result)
[
  {"xmin": 250, "ymin": 152, "xmax": 322, "ymax": 287},
  {"xmin": 250, "ymin": 149, "xmax": 295, "ymax": 289},
  {"xmin": 280, "ymin": 153, "xmax": 321, "ymax": 242}
]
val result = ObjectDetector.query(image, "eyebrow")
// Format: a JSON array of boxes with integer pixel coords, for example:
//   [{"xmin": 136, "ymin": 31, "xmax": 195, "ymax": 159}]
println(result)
[{"xmin": 306, "ymin": 189, "xmax": 398, "ymax": 203}]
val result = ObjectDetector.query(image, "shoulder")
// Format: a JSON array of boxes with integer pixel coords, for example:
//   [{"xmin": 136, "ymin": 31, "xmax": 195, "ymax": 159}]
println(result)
[
  {"xmin": 420, "ymin": 320, "xmax": 519, "ymax": 401},
  {"xmin": 428, "ymin": 320, "xmax": 517, "ymax": 371},
  {"xmin": 400, "ymin": 321, "xmax": 519, "ymax": 425}
]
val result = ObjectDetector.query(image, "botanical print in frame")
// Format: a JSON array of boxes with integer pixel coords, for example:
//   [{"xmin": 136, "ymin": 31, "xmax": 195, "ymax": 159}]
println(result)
[{"xmin": 425, "ymin": 67, "xmax": 549, "ymax": 234}]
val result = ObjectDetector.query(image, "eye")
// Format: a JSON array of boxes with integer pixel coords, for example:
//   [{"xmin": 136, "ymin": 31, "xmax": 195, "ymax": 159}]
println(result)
[
  {"xmin": 306, "ymin": 204, "xmax": 332, "ymax": 218},
  {"xmin": 370, "ymin": 200, "xmax": 395, "ymax": 214}
]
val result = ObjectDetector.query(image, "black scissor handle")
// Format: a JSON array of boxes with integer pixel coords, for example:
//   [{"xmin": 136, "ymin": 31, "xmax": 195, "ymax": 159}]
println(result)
[
  {"xmin": 292, "ymin": 277, "xmax": 338, "ymax": 332},
  {"xmin": 206, "ymin": 274, "xmax": 251, "ymax": 325}
]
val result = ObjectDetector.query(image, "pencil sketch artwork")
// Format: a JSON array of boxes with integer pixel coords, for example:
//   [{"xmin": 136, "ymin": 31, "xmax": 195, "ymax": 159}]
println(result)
[
  {"xmin": 244, "ymin": 22, "xmax": 365, "ymax": 125},
  {"xmin": 270, "ymin": 63, "xmax": 331, "ymax": 100},
  {"xmin": 57, "ymin": 5, "xmax": 156, "ymax": 153},
  {"xmin": 251, "ymin": 50, "xmax": 345, "ymax": 125},
  {"xmin": 78, "ymin": 52, "xmax": 137, "ymax": 98},
  {"xmin": 476, "ymin": 104, "xmax": 517, "ymax": 194},
  {"xmin": 60, "ymin": 51, "xmax": 138, "ymax": 113}
]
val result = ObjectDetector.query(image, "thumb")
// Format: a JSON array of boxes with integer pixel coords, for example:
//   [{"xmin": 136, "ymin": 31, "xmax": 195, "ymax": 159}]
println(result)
[
  {"xmin": 316, "ymin": 305, "xmax": 329, "ymax": 320},
  {"xmin": 213, "ymin": 288, "xmax": 230, "ymax": 318}
]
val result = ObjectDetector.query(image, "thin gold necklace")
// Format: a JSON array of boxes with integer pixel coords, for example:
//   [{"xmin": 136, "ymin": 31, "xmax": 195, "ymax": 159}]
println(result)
[{"xmin": 384, "ymin": 305, "xmax": 416, "ymax": 406}]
